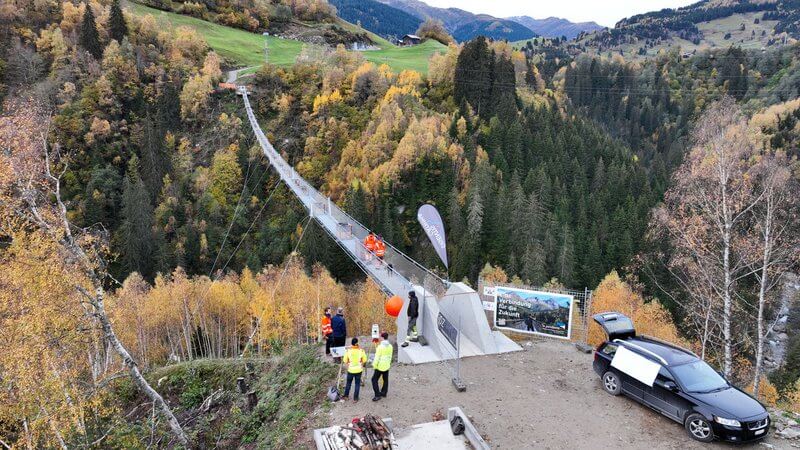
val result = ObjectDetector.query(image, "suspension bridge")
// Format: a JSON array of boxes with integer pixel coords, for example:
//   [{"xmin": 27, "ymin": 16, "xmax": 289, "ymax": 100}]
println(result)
[{"xmin": 239, "ymin": 86, "xmax": 520, "ymax": 364}]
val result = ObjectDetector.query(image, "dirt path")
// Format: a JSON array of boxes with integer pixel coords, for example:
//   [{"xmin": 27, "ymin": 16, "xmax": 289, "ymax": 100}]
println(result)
[{"xmin": 328, "ymin": 339, "xmax": 788, "ymax": 449}]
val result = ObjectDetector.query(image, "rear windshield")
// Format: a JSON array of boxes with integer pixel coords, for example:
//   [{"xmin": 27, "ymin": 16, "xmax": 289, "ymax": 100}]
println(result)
[
  {"xmin": 671, "ymin": 360, "xmax": 728, "ymax": 393},
  {"xmin": 603, "ymin": 317, "xmax": 634, "ymax": 334}
]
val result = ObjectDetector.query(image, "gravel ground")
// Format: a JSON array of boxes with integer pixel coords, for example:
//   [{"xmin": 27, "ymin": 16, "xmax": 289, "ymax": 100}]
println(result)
[{"xmin": 327, "ymin": 339, "xmax": 789, "ymax": 449}]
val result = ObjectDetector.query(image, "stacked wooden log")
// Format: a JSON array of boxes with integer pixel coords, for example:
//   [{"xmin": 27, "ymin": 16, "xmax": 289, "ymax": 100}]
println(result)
[{"xmin": 320, "ymin": 415, "xmax": 396, "ymax": 450}]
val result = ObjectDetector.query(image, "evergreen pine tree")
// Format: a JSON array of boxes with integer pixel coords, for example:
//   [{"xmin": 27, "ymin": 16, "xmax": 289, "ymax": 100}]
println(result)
[
  {"xmin": 521, "ymin": 242, "xmax": 546, "ymax": 286},
  {"xmin": 109, "ymin": 0, "xmax": 128, "ymax": 43},
  {"xmin": 80, "ymin": 3, "xmax": 103, "ymax": 59},
  {"xmin": 344, "ymin": 183, "xmax": 369, "ymax": 226},
  {"xmin": 556, "ymin": 224, "xmax": 574, "ymax": 285},
  {"xmin": 120, "ymin": 156, "xmax": 156, "ymax": 279}
]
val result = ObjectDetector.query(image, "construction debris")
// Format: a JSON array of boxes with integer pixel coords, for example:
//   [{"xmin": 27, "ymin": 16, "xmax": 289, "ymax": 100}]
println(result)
[{"xmin": 319, "ymin": 415, "xmax": 397, "ymax": 450}]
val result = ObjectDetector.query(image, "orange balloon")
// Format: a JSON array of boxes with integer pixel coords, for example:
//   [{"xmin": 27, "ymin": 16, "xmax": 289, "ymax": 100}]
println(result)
[{"xmin": 385, "ymin": 295, "xmax": 404, "ymax": 317}]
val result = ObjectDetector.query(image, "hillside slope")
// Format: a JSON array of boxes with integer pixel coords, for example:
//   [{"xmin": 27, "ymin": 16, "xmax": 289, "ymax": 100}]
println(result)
[
  {"xmin": 131, "ymin": 0, "xmax": 372, "ymax": 46},
  {"xmin": 508, "ymin": 15, "xmax": 603, "ymax": 39},
  {"xmin": 377, "ymin": 0, "xmax": 474, "ymax": 30},
  {"xmin": 452, "ymin": 16, "xmax": 537, "ymax": 42},
  {"xmin": 127, "ymin": 2, "xmax": 444, "ymax": 73},
  {"xmin": 375, "ymin": 0, "xmax": 537, "ymax": 42},
  {"xmin": 106, "ymin": 347, "xmax": 336, "ymax": 448},
  {"xmin": 330, "ymin": 0, "xmax": 421, "ymax": 40},
  {"xmin": 576, "ymin": 0, "xmax": 798, "ymax": 58}
]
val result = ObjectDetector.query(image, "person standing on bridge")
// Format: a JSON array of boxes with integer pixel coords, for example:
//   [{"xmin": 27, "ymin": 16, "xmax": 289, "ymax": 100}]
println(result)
[
  {"xmin": 321, "ymin": 307, "xmax": 333, "ymax": 355},
  {"xmin": 371, "ymin": 332, "xmax": 393, "ymax": 401},
  {"xmin": 342, "ymin": 337, "xmax": 367, "ymax": 402},
  {"xmin": 374, "ymin": 236, "xmax": 386, "ymax": 267},
  {"xmin": 401, "ymin": 291, "xmax": 419, "ymax": 347},
  {"xmin": 364, "ymin": 232, "xmax": 377, "ymax": 261}
]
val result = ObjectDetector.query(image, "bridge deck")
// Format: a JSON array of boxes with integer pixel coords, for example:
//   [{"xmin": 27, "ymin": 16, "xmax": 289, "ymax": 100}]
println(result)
[{"xmin": 241, "ymin": 89, "xmax": 444, "ymax": 300}]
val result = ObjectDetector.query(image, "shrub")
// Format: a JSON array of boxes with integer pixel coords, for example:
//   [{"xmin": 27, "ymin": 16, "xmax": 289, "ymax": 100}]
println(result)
[
  {"xmin": 588, "ymin": 271, "xmax": 685, "ymax": 348},
  {"xmin": 416, "ymin": 18, "xmax": 454, "ymax": 45}
]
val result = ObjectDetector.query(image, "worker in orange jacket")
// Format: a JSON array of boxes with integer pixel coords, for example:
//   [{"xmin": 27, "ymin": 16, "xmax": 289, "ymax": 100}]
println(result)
[
  {"xmin": 374, "ymin": 236, "xmax": 386, "ymax": 266},
  {"xmin": 321, "ymin": 307, "xmax": 333, "ymax": 355},
  {"xmin": 364, "ymin": 232, "xmax": 377, "ymax": 261}
]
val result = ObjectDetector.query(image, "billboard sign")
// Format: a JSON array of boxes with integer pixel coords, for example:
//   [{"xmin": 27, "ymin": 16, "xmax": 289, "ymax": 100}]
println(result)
[{"xmin": 494, "ymin": 286, "xmax": 574, "ymax": 339}]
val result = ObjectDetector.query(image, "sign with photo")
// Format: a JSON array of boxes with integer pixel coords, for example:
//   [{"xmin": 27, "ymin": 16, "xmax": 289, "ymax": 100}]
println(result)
[{"xmin": 494, "ymin": 286, "xmax": 574, "ymax": 339}]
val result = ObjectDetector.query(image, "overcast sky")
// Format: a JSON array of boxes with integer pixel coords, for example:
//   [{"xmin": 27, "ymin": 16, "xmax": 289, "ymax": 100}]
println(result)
[{"xmin": 422, "ymin": 0, "xmax": 698, "ymax": 27}]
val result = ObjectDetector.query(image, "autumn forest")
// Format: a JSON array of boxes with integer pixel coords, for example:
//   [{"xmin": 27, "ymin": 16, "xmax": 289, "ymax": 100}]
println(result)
[{"xmin": 2, "ymin": 0, "xmax": 800, "ymax": 447}]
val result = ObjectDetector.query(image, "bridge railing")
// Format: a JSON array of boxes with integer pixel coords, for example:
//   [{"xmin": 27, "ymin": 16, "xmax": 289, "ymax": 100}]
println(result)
[{"xmin": 242, "ymin": 89, "xmax": 449, "ymax": 299}]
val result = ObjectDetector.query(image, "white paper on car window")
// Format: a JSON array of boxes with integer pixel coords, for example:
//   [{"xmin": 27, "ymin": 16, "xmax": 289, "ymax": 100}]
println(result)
[{"xmin": 611, "ymin": 346, "xmax": 661, "ymax": 387}]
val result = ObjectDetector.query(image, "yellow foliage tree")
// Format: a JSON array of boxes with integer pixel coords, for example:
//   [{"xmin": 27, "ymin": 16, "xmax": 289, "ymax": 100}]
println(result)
[
  {"xmin": 745, "ymin": 377, "xmax": 779, "ymax": 407},
  {"xmin": 479, "ymin": 263, "xmax": 508, "ymax": 284},
  {"xmin": 588, "ymin": 271, "xmax": 685, "ymax": 348},
  {"xmin": 0, "ymin": 232, "xmax": 104, "ymax": 448},
  {"xmin": 180, "ymin": 73, "xmax": 213, "ymax": 121},
  {"xmin": 312, "ymin": 89, "xmax": 343, "ymax": 113}
]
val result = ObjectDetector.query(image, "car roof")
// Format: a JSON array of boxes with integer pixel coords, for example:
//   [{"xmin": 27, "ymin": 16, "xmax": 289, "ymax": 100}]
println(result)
[{"xmin": 621, "ymin": 337, "xmax": 697, "ymax": 366}]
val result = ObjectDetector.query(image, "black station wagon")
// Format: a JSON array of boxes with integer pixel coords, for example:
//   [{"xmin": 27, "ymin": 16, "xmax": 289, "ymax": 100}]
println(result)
[{"xmin": 592, "ymin": 312, "xmax": 770, "ymax": 443}]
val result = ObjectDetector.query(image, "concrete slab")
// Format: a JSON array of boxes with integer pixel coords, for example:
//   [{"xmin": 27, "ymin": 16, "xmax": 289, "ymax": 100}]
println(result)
[{"xmin": 394, "ymin": 420, "xmax": 469, "ymax": 450}]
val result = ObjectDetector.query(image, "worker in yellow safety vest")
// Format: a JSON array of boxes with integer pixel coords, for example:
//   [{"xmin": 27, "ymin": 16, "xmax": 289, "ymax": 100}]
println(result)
[
  {"xmin": 371, "ymin": 332, "xmax": 393, "ymax": 401},
  {"xmin": 342, "ymin": 337, "xmax": 367, "ymax": 402}
]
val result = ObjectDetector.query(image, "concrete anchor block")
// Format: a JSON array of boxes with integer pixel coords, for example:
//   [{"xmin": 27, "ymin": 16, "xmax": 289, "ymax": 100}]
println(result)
[{"xmin": 447, "ymin": 407, "xmax": 489, "ymax": 450}]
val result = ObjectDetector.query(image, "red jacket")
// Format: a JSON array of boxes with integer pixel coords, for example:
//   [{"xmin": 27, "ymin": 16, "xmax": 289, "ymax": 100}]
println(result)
[{"xmin": 321, "ymin": 315, "xmax": 332, "ymax": 336}]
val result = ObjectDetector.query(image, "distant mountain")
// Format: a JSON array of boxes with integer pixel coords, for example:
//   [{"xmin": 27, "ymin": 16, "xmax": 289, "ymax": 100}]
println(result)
[
  {"xmin": 330, "ymin": 0, "xmax": 422, "ymax": 40},
  {"xmin": 452, "ymin": 16, "xmax": 537, "ymax": 42},
  {"xmin": 376, "ymin": 0, "xmax": 475, "ymax": 31},
  {"xmin": 507, "ymin": 16, "xmax": 603, "ymax": 39},
  {"xmin": 375, "ymin": 0, "xmax": 537, "ymax": 42}
]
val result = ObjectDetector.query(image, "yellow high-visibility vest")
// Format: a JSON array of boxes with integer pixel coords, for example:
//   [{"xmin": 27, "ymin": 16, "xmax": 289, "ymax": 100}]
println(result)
[
  {"xmin": 344, "ymin": 346, "xmax": 367, "ymax": 374},
  {"xmin": 373, "ymin": 341, "xmax": 393, "ymax": 372}
]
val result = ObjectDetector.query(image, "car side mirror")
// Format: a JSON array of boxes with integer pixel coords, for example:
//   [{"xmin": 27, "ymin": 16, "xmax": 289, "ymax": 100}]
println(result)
[{"xmin": 664, "ymin": 381, "xmax": 679, "ymax": 392}]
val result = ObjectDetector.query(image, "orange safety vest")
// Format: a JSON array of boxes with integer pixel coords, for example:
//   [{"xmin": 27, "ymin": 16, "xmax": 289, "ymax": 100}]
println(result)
[
  {"xmin": 375, "ymin": 240, "xmax": 386, "ymax": 258},
  {"xmin": 321, "ymin": 316, "xmax": 332, "ymax": 336},
  {"xmin": 364, "ymin": 234, "xmax": 377, "ymax": 251}
]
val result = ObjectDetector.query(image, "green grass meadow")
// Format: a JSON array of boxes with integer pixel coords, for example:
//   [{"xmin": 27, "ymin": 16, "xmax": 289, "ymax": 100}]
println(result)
[{"xmin": 126, "ymin": 2, "xmax": 445, "ymax": 74}]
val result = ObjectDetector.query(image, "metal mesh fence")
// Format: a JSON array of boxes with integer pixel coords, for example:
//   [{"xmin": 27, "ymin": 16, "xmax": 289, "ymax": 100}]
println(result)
[{"xmin": 477, "ymin": 278, "xmax": 594, "ymax": 345}]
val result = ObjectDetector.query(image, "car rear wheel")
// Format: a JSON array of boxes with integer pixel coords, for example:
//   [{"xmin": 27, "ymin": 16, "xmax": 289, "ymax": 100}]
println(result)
[
  {"xmin": 685, "ymin": 413, "xmax": 714, "ymax": 443},
  {"xmin": 602, "ymin": 371, "xmax": 621, "ymax": 396}
]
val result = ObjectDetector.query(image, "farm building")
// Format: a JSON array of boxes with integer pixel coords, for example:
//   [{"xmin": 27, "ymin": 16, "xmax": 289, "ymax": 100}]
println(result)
[{"xmin": 398, "ymin": 34, "xmax": 422, "ymax": 46}]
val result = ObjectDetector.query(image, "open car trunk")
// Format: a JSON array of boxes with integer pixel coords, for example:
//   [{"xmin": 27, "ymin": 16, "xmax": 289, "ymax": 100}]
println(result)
[{"xmin": 593, "ymin": 312, "xmax": 636, "ymax": 341}]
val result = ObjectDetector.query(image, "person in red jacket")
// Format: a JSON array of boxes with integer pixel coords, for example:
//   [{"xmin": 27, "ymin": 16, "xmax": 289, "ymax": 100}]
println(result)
[
  {"xmin": 321, "ymin": 307, "xmax": 333, "ymax": 355},
  {"xmin": 375, "ymin": 236, "xmax": 385, "ymax": 257},
  {"xmin": 374, "ymin": 236, "xmax": 386, "ymax": 267},
  {"xmin": 363, "ymin": 232, "xmax": 377, "ymax": 261}
]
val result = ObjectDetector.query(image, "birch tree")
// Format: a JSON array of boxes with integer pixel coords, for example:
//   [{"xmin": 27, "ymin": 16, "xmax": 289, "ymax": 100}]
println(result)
[
  {"xmin": 0, "ymin": 100, "xmax": 190, "ymax": 446},
  {"xmin": 748, "ymin": 150, "xmax": 800, "ymax": 395},
  {"xmin": 653, "ymin": 97, "xmax": 759, "ymax": 376}
]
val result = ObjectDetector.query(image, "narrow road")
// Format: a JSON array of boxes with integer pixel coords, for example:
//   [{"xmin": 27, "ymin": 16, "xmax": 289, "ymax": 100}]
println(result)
[{"xmin": 226, "ymin": 67, "xmax": 255, "ymax": 83}]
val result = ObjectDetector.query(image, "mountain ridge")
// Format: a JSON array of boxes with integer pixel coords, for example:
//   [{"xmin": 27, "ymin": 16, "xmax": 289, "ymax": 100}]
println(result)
[
  {"xmin": 507, "ymin": 15, "xmax": 604, "ymax": 39},
  {"xmin": 329, "ymin": 0, "xmax": 422, "ymax": 40},
  {"xmin": 374, "ymin": 0, "xmax": 538, "ymax": 41}
]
